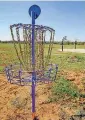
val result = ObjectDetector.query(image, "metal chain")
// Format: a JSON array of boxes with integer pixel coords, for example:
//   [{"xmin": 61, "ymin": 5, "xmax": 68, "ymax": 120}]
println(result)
[{"xmin": 10, "ymin": 24, "xmax": 55, "ymax": 73}]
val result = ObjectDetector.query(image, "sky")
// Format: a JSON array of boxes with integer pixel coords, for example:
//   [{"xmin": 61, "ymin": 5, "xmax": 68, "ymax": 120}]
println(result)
[{"xmin": 0, "ymin": 1, "xmax": 85, "ymax": 41}]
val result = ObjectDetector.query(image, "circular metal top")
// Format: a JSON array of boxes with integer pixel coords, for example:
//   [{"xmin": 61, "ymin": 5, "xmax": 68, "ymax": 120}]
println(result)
[{"xmin": 29, "ymin": 5, "xmax": 41, "ymax": 19}]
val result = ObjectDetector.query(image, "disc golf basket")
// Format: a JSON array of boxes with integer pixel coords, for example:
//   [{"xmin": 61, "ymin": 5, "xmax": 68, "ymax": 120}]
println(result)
[
  {"xmin": 61, "ymin": 36, "xmax": 67, "ymax": 51},
  {"xmin": 5, "ymin": 5, "xmax": 58, "ymax": 120},
  {"xmin": 75, "ymin": 40, "xmax": 77, "ymax": 49}
]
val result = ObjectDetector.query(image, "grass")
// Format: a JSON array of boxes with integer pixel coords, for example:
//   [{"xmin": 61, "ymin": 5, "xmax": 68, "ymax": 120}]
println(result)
[
  {"xmin": 51, "ymin": 53, "xmax": 85, "ymax": 72},
  {"xmin": 0, "ymin": 43, "xmax": 19, "ymax": 72},
  {"xmin": 49, "ymin": 77, "xmax": 80, "ymax": 102},
  {"xmin": 1, "ymin": 43, "xmax": 85, "ymax": 73}
]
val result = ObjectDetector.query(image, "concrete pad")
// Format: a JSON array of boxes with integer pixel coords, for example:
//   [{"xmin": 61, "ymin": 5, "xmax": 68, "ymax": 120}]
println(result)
[{"xmin": 58, "ymin": 49, "xmax": 85, "ymax": 53}]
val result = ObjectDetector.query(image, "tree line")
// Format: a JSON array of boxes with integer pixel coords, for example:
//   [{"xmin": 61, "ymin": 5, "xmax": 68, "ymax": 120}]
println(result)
[{"xmin": 0, "ymin": 40, "xmax": 85, "ymax": 45}]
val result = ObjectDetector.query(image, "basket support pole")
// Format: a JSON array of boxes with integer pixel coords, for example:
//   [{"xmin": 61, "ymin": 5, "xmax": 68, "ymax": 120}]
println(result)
[{"xmin": 31, "ymin": 11, "xmax": 36, "ymax": 119}]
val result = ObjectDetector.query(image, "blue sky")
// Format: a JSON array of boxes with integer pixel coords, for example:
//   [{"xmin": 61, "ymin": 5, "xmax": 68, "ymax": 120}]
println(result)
[{"xmin": 0, "ymin": 1, "xmax": 85, "ymax": 41}]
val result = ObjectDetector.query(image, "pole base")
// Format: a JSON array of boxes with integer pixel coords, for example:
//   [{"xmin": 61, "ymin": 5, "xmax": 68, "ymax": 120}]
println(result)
[
  {"xmin": 32, "ymin": 113, "xmax": 39, "ymax": 120},
  {"xmin": 33, "ymin": 116, "xmax": 39, "ymax": 120}
]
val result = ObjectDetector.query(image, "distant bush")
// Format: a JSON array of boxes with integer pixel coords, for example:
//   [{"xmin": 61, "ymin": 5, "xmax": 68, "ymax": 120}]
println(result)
[{"xmin": 49, "ymin": 77, "xmax": 80, "ymax": 102}]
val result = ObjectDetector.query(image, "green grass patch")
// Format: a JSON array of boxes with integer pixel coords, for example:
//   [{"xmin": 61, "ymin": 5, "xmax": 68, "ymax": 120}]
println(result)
[
  {"xmin": 1, "ymin": 43, "xmax": 85, "ymax": 72},
  {"xmin": 51, "ymin": 52, "xmax": 85, "ymax": 71},
  {"xmin": 49, "ymin": 77, "xmax": 80, "ymax": 102}
]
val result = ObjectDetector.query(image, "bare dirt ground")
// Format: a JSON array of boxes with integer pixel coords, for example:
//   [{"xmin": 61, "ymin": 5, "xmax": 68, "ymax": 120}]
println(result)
[
  {"xmin": 58, "ymin": 49, "xmax": 85, "ymax": 53},
  {"xmin": 0, "ymin": 72, "xmax": 85, "ymax": 120}
]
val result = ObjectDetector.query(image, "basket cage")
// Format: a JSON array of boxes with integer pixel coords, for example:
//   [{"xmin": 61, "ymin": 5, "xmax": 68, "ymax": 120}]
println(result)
[
  {"xmin": 5, "ymin": 23, "xmax": 58, "ymax": 85},
  {"xmin": 5, "ymin": 63, "xmax": 58, "ymax": 86}
]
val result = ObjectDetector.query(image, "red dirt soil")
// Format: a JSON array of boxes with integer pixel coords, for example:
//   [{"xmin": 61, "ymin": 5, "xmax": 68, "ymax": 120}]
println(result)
[{"xmin": 0, "ymin": 71, "xmax": 85, "ymax": 120}]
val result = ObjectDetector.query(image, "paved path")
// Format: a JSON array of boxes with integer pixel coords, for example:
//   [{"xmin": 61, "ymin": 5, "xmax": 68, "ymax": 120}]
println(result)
[{"xmin": 58, "ymin": 49, "xmax": 85, "ymax": 53}]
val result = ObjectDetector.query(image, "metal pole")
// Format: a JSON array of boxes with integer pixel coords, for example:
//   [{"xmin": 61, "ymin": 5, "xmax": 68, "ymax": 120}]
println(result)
[
  {"xmin": 75, "ymin": 40, "xmax": 77, "ymax": 49},
  {"xmin": 62, "ymin": 39, "xmax": 63, "ymax": 51},
  {"xmin": 32, "ymin": 11, "xmax": 36, "ymax": 119},
  {"xmin": 29, "ymin": 5, "xmax": 41, "ymax": 120}
]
